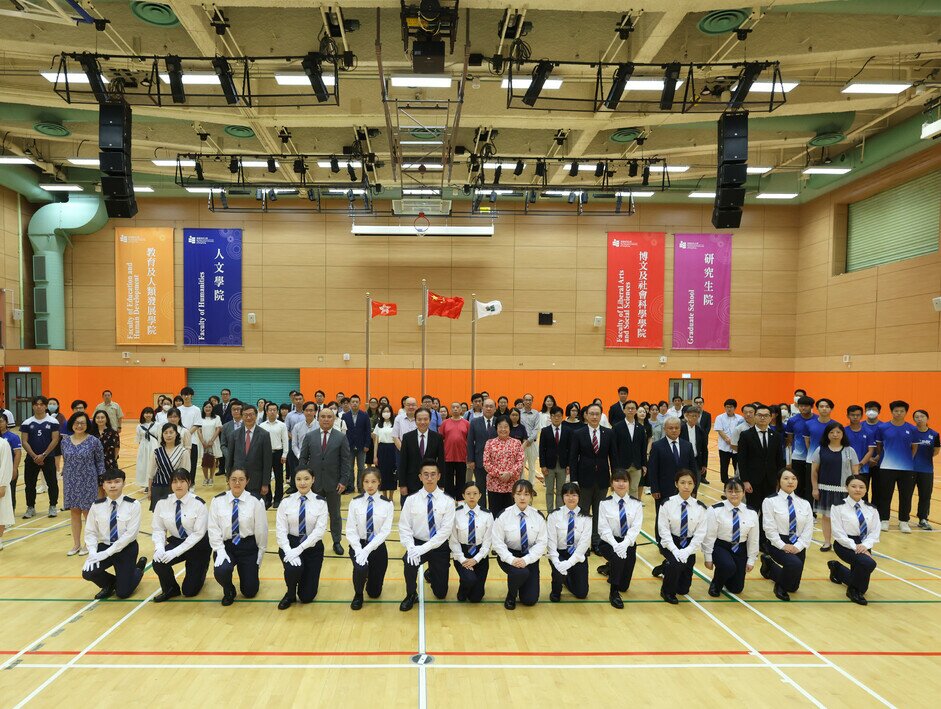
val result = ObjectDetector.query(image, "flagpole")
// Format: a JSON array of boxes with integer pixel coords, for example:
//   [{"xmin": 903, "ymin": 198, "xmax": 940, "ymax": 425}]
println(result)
[
  {"xmin": 421, "ymin": 278, "xmax": 427, "ymax": 397},
  {"xmin": 471, "ymin": 293, "xmax": 477, "ymax": 395},
  {"xmin": 365, "ymin": 291, "xmax": 371, "ymax": 400}
]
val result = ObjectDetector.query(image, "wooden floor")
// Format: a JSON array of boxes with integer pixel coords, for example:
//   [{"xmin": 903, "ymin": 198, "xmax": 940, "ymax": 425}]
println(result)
[{"xmin": 2, "ymin": 428, "xmax": 940, "ymax": 708}]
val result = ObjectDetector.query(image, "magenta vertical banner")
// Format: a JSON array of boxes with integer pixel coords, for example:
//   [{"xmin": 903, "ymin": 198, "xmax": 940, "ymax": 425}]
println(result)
[{"xmin": 672, "ymin": 233, "xmax": 732, "ymax": 350}]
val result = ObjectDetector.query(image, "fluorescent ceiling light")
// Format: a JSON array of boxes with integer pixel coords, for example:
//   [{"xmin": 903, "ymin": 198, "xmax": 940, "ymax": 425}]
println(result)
[
  {"xmin": 803, "ymin": 166, "xmax": 851, "ymax": 175},
  {"xmin": 68, "ymin": 158, "xmax": 99, "ymax": 166},
  {"xmin": 158, "ymin": 73, "xmax": 221, "ymax": 85},
  {"xmin": 327, "ymin": 188, "xmax": 366, "ymax": 194},
  {"xmin": 543, "ymin": 190, "xmax": 581, "ymax": 196},
  {"xmin": 623, "ymin": 78, "xmax": 684, "ymax": 91},
  {"xmin": 648, "ymin": 165, "xmax": 689, "ymax": 173},
  {"xmin": 0, "ymin": 156, "xmax": 35, "ymax": 165},
  {"xmin": 401, "ymin": 140, "xmax": 443, "ymax": 145},
  {"xmin": 390, "ymin": 75, "xmax": 452, "ymax": 88},
  {"xmin": 501, "ymin": 78, "xmax": 564, "ymax": 90},
  {"xmin": 316, "ymin": 160, "xmax": 361, "ymax": 168},
  {"xmin": 133, "ymin": 186, "xmax": 154, "ymax": 193},
  {"xmin": 403, "ymin": 189, "xmax": 440, "ymax": 195},
  {"xmin": 841, "ymin": 82, "xmax": 911, "ymax": 94},
  {"xmin": 560, "ymin": 163, "xmax": 598, "ymax": 173},
  {"xmin": 40, "ymin": 184, "xmax": 82, "ymax": 191},
  {"xmin": 240, "ymin": 160, "xmax": 280, "ymax": 168},
  {"xmin": 273, "ymin": 73, "xmax": 337, "ymax": 86},
  {"xmin": 746, "ymin": 166, "xmax": 772, "ymax": 174},
  {"xmin": 615, "ymin": 191, "xmax": 654, "ymax": 197},
  {"xmin": 185, "ymin": 187, "xmax": 223, "ymax": 193},
  {"xmin": 732, "ymin": 81, "xmax": 798, "ymax": 93},
  {"xmin": 756, "ymin": 192, "xmax": 799, "ymax": 199},
  {"xmin": 352, "ymin": 224, "xmax": 494, "ymax": 237},
  {"xmin": 153, "ymin": 159, "xmax": 196, "ymax": 167},
  {"xmin": 40, "ymin": 71, "xmax": 109, "ymax": 84},
  {"xmin": 271, "ymin": 188, "xmax": 298, "ymax": 194},
  {"xmin": 484, "ymin": 189, "xmax": 516, "ymax": 195},
  {"xmin": 689, "ymin": 191, "xmax": 716, "ymax": 198},
  {"xmin": 920, "ymin": 117, "xmax": 941, "ymax": 140},
  {"xmin": 402, "ymin": 163, "xmax": 443, "ymax": 170},
  {"xmin": 483, "ymin": 162, "xmax": 521, "ymax": 170}
]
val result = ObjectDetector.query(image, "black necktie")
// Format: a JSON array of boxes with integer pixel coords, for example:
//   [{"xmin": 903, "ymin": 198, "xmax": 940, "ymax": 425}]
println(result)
[{"xmin": 761, "ymin": 430, "xmax": 767, "ymax": 449}]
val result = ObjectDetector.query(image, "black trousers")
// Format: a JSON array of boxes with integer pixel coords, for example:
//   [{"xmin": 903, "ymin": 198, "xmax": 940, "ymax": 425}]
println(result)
[
  {"xmin": 443, "ymin": 462, "xmax": 467, "ymax": 500},
  {"xmin": 660, "ymin": 535, "xmax": 696, "ymax": 596},
  {"xmin": 488, "ymin": 491, "xmax": 513, "ymax": 521},
  {"xmin": 653, "ymin": 496, "xmax": 668, "ymax": 543},
  {"xmin": 189, "ymin": 446, "xmax": 198, "ymax": 485},
  {"xmin": 403, "ymin": 539, "xmax": 450, "ymax": 598},
  {"xmin": 82, "ymin": 540, "xmax": 143, "ymax": 598},
  {"xmin": 280, "ymin": 536, "xmax": 324, "ymax": 602},
  {"xmin": 579, "ymin": 484, "xmax": 608, "ymax": 545},
  {"xmin": 285, "ymin": 448, "xmax": 297, "ymax": 483},
  {"xmin": 498, "ymin": 549, "xmax": 540, "ymax": 605},
  {"xmin": 316, "ymin": 489, "xmax": 343, "ymax": 544},
  {"xmin": 265, "ymin": 455, "xmax": 285, "ymax": 507},
  {"xmin": 550, "ymin": 548, "xmax": 588, "ymax": 599},
  {"xmin": 350, "ymin": 541, "xmax": 389, "ymax": 598},
  {"xmin": 718, "ymin": 450, "xmax": 737, "ymax": 484},
  {"xmin": 711, "ymin": 539, "xmax": 748, "ymax": 594},
  {"xmin": 791, "ymin": 460, "xmax": 812, "ymax": 503},
  {"xmin": 878, "ymin": 468, "xmax": 914, "ymax": 522},
  {"xmin": 915, "ymin": 473, "xmax": 934, "ymax": 521},
  {"xmin": 833, "ymin": 535, "xmax": 876, "ymax": 594},
  {"xmin": 766, "ymin": 534, "xmax": 806, "ymax": 593},
  {"xmin": 598, "ymin": 537, "xmax": 637, "ymax": 592},
  {"xmin": 213, "ymin": 536, "xmax": 260, "ymax": 598},
  {"xmin": 153, "ymin": 535, "xmax": 211, "ymax": 596},
  {"xmin": 25, "ymin": 456, "xmax": 58, "ymax": 507},
  {"xmin": 454, "ymin": 543, "xmax": 489, "ymax": 602}
]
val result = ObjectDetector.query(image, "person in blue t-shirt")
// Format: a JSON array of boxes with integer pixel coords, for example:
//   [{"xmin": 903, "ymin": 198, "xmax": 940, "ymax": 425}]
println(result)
[
  {"xmin": 0, "ymin": 417, "xmax": 23, "ymax": 513},
  {"xmin": 911, "ymin": 409, "xmax": 939, "ymax": 531},
  {"xmin": 803, "ymin": 398, "xmax": 834, "ymax": 468},
  {"xmin": 20, "ymin": 395, "xmax": 62, "ymax": 519},
  {"xmin": 785, "ymin": 395, "xmax": 817, "ymax": 502},
  {"xmin": 875, "ymin": 400, "xmax": 917, "ymax": 532},
  {"xmin": 861, "ymin": 401, "xmax": 883, "ymax": 509},
  {"xmin": 844, "ymin": 405, "xmax": 876, "ymax": 502}
]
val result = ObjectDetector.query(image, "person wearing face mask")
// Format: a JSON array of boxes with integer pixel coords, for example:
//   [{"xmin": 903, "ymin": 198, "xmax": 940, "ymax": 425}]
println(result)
[
  {"xmin": 371, "ymin": 404, "xmax": 399, "ymax": 494},
  {"xmin": 46, "ymin": 398, "xmax": 66, "ymax": 475},
  {"xmin": 790, "ymin": 389, "xmax": 807, "ymax": 416},
  {"xmin": 862, "ymin": 401, "xmax": 883, "ymax": 509},
  {"xmin": 155, "ymin": 396, "xmax": 172, "ymax": 425},
  {"xmin": 703, "ymin": 479, "xmax": 759, "ymax": 598}
]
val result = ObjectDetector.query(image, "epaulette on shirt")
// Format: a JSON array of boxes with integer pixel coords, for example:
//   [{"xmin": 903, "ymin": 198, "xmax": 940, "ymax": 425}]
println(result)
[
  {"xmin": 195, "ymin": 496, "xmax": 205, "ymax": 504},
  {"xmin": 123, "ymin": 496, "xmax": 136, "ymax": 503},
  {"xmin": 712, "ymin": 502, "xmax": 725, "ymax": 508},
  {"xmin": 697, "ymin": 500, "xmax": 708, "ymax": 509},
  {"xmin": 94, "ymin": 496, "xmax": 106, "ymax": 504},
  {"xmin": 456, "ymin": 504, "xmax": 465, "ymax": 510},
  {"xmin": 250, "ymin": 491, "xmax": 263, "ymax": 500},
  {"xmin": 764, "ymin": 492, "xmax": 778, "ymax": 499},
  {"xmin": 551, "ymin": 506, "xmax": 562, "ymax": 513},
  {"xmin": 379, "ymin": 495, "xmax": 392, "ymax": 503},
  {"xmin": 533, "ymin": 509, "xmax": 546, "ymax": 519},
  {"xmin": 214, "ymin": 491, "xmax": 226, "ymax": 498},
  {"xmin": 315, "ymin": 494, "xmax": 326, "ymax": 501},
  {"xmin": 603, "ymin": 495, "xmax": 613, "ymax": 501},
  {"xmin": 630, "ymin": 496, "xmax": 641, "ymax": 502},
  {"xmin": 478, "ymin": 506, "xmax": 490, "ymax": 514},
  {"xmin": 353, "ymin": 493, "xmax": 365, "ymax": 499}
]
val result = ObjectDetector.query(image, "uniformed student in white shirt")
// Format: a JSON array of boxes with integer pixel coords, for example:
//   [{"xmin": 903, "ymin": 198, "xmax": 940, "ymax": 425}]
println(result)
[
  {"xmin": 152, "ymin": 468, "xmax": 210, "ymax": 602},
  {"xmin": 597, "ymin": 470, "xmax": 643, "ymax": 609},
  {"xmin": 547, "ymin": 482, "xmax": 591, "ymax": 602},
  {"xmin": 491, "ymin": 479, "xmax": 548, "ymax": 609},
  {"xmin": 399, "ymin": 462, "xmax": 455, "ymax": 611},
  {"xmin": 346, "ymin": 468, "xmax": 395, "ymax": 610},
  {"xmin": 275, "ymin": 468, "xmax": 329, "ymax": 610},
  {"xmin": 703, "ymin": 478, "xmax": 759, "ymax": 597},
  {"xmin": 81, "ymin": 468, "xmax": 147, "ymax": 599},
  {"xmin": 449, "ymin": 481, "xmax": 493, "ymax": 603},
  {"xmin": 653, "ymin": 469, "xmax": 708, "ymax": 604},
  {"xmin": 828, "ymin": 474, "xmax": 880, "ymax": 605},
  {"xmin": 208, "ymin": 468, "xmax": 269, "ymax": 606},
  {"xmin": 760, "ymin": 469, "xmax": 813, "ymax": 602}
]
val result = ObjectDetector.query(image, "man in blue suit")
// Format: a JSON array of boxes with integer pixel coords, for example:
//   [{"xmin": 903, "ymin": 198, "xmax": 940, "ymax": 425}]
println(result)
[
  {"xmin": 648, "ymin": 416, "xmax": 698, "ymax": 543},
  {"xmin": 342, "ymin": 395, "xmax": 372, "ymax": 493},
  {"xmin": 465, "ymin": 398, "xmax": 498, "ymax": 507}
]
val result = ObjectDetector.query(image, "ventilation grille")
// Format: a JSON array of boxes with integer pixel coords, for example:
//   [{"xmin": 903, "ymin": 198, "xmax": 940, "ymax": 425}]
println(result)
[{"xmin": 392, "ymin": 198, "xmax": 451, "ymax": 216}]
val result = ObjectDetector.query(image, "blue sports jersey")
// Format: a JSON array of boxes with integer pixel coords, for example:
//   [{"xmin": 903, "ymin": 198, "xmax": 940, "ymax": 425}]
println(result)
[
  {"xmin": 785, "ymin": 413, "xmax": 817, "ymax": 461},
  {"xmin": 802, "ymin": 417, "xmax": 832, "ymax": 461},
  {"xmin": 877, "ymin": 421, "xmax": 916, "ymax": 472},
  {"xmin": 844, "ymin": 426, "xmax": 875, "ymax": 474},
  {"xmin": 912, "ymin": 427, "xmax": 939, "ymax": 474},
  {"xmin": 1, "ymin": 430, "xmax": 21, "ymax": 464},
  {"xmin": 20, "ymin": 415, "xmax": 59, "ymax": 454}
]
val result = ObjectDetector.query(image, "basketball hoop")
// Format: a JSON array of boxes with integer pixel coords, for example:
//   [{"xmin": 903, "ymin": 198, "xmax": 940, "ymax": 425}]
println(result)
[{"xmin": 414, "ymin": 211, "xmax": 431, "ymax": 236}]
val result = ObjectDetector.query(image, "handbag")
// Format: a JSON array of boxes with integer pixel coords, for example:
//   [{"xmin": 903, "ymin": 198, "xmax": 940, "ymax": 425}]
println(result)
[{"xmin": 202, "ymin": 451, "xmax": 216, "ymax": 467}]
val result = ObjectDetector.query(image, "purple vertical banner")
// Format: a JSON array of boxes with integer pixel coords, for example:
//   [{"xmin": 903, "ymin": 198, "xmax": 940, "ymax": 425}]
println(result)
[{"xmin": 672, "ymin": 233, "xmax": 732, "ymax": 350}]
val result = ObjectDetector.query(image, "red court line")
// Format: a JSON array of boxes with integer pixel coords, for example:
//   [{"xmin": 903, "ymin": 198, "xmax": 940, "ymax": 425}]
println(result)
[{"xmin": 2, "ymin": 649, "xmax": 940, "ymax": 658}]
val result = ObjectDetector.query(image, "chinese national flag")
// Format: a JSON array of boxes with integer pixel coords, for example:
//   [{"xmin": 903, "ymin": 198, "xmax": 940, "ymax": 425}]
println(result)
[
  {"xmin": 371, "ymin": 300, "xmax": 397, "ymax": 317},
  {"xmin": 427, "ymin": 290, "xmax": 464, "ymax": 319}
]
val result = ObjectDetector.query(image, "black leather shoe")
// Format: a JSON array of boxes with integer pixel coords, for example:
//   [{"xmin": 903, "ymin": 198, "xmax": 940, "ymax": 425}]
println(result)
[
  {"xmin": 609, "ymin": 591, "xmax": 624, "ymax": 609},
  {"xmin": 700, "ymin": 477, "xmax": 710, "ymax": 484},
  {"xmin": 759, "ymin": 554, "xmax": 771, "ymax": 580},
  {"xmin": 136, "ymin": 556, "xmax": 148, "ymax": 572},
  {"xmin": 819, "ymin": 544, "xmax": 831, "ymax": 553},
  {"xmin": 651, "ymin": 564, "xmax": 664, "ymax": 578},
  {"xmin": 549, "ymin": 591, "xmax": 561, "ymax": 603},
  {"xmin": 708, "ymin": 582, "xmax": 720, "ymax": 598},
  {"xmin": 424, "ymin": 569, "xmax": 431, "ymax": 583},
  {"xmin": 773, "ymin": 584, "xmax": 790, "ymax": 602},
  {"xmin": 847, "ymin": 588, "xmax": 868, "ymax": 606},
  {"xmin": 153, "ymin": 587, "xmax": 181, "ymax": 603},
  {"xmin": 504, "ymin": 595, "xmax": 517, "ymax": 610},
  {"xmin": 399, "ymin": 593, "xmax": 418, "ymax": 612},
  {"xmin": 660, "ymin": 591, "xmax": 679, "ymax": 605},
  {"xmin": 456, "ymin": 590, "xmax": 467, "ymax": 602},
  {"xmin": 350, "ymin": 595, "xmax": 364, "ymax": 611},
  {"xmin": 94, "ymin": 585, "xmax": 115, "ymax": 600},
  {"xmin": 221, "ymin": 586, "xmax": 236, "ymax": 606},
  {"xmin": 278, "ymin": 594, "xmax": 295, "ymax": 611},
  {"xmin": 827, "ymin": 560, "xmax": 842, "ymax": 585},
  {"xmin": 596, "ymin": 564, "xmax": 609, "ymax": 577},
  {"xmin": 333, "ymin": 542, "xmax": 344, "ymax": 556}
]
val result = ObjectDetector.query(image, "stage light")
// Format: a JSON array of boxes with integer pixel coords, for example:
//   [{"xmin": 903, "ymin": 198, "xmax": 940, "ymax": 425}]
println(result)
[
  {"xmin": 523, "ymin": 61, "xmax": 553, "ymax": 107},
  {"xmin": 642, "ymin": 164, "xmax": 650, "ymax": 186},
  {"xmin": 293, "ymin": 159, "xmax": 306, "ymax": 174},
  {"xmin": 301, "ymin": 52, "xmax": 330, "ymax": 103},
  {"xmin": 165, "ymin": 55, "xmax": 185, "ymax": 104},
  {"xmin": 220, "ymin": 190, "xmax": 229, "ymax": 209},
  {"xmin": 603, "ymin": 62, "xmax": 635, "ymax": 110},
  {"xmin": 268, "ymin": 189, "xmax": 278, "ymax": 202},
  {"xmin": 489, "ymin": 191, "xmax": 497, "ymax": 203},
  {"xmin": 659, "ymin": 62, "xmax": 681, "ymax": 110},
  {"xmin": 307, "ymin": 188, "xmax": 317, "ymax": 201},
  {"xmin": 228, "ymin": 157, "xmax": 239, "ymax": 174},
  {"xmin": 77, "ymin": 53, "xmax": 108, "ymax": 103},
  {"xmin": 348, "ymin": 162, "xmax": 357, "ymax": 181},
  {"xmin": 267, "ymin": 157, "xmax": 277, "ymax": 173},
  {"xmin": 514, "ymin": 159, "xmax": 524, "ymax": 176},
  {"xmin": 195, "ymin": 159, "xmax": 204, "ymax": 181},
  {"xmin": 615, "ymin": 194, "xmax": 622, "ymax": 213},
  {"xmin": 528, "ymin": 190, "xmax": 537, "ymax": 204},
  {"xmin": 728, "ymin": 62, "xmax": 763, "ymax": 109},
  {"xmin": 595, "ymin": 161, "xmax": 605, "ymax": 177},
  {"xmin": 580, "ymin": 192, "xmax": 588, "ymax": 205},
  {"xmin": 628, "ymin": 160, "xmax": 638, "ymax": 177},
  {"xmin": 569, "ymin": 161, "xmax": 579, "ymax": 177},
  {"xmin": 330, "ymin": 156, "xmax": 340, "ymax": 174},
  {"xmin": 535, "ymin": 160, "xmax": 546, "ymax": 178},
  {"xmin": 493, "ymin": 165, "xmax": 502, "ymax": 185},
  {"xmin": 211, "ymin": 57, "xmax": 239, "ymax": 104}
]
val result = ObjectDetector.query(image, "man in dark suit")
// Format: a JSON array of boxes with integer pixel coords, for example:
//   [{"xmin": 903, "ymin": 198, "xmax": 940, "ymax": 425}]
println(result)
[
  {"xmin": 607, "ymin": 386, "xmax": 631, "ymax": 427},
  {"xmin": 213, "ymin": 388, "xmax": 235, "ymax": 425},
  {"xmin": 224, "ymin": 404, "xmax": 273, "ymax": 503},
  {"xmin": 342, "ymin": 394, "xmax": 372, "ymax": 493},
  {"xmin": 568, "ymin": 403, "xmax": 618, "ymax": 547},
  {"xmin": 298, "ymin": 408, "xmax": 353, "ymax": 555},
  {"xmin": 647, "ymin": 417, "xmax": 698, "ymax": 542},
  {"xmin": 679, "ymin": 406, "xmax": 709, "ymax": 490},
  {"xmin": 694, "ymin": 396, "xmax": 712, "ymax": 435},
  {"xmin": 611, "ymin": 400, "xmax": 647, "ymax": 498},
  {"xmin": 465, "ymin": 398, "xmax": 498, "ymax": 507},
  {"xmin": 398, "ymin": 408, "xmax": 446, "ymax": 497},
  {"xmin": 736, "ymin": 404, "xmax": 786, "ymax": 509},
  {"xmin": 538, "ymin": 406, "xmax": 571, "ymax": 512}
]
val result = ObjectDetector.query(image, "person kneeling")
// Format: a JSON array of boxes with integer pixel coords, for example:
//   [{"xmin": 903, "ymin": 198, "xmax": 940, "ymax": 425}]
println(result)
[
  {"xmin": 598, "ymin": 470, "xmax": 643, "ymax": 609},
  {"xmin": 703, "ymin": 478, "xmax": 759, "ymax": 597},
  {"xmin": 828, "ymin": 474, "xmax": 880, "ymax": 606},
  {"xmin": 82, "ymin": 468, "xmax": 147, "ymax": 600},
  {"xmin": 152, "ymin": 468, "xmax": 211, "ymax": 602},
  {"xmin": 276, "ymin": 468, "xmax": 329, "ymax": 610},
  {"xmin": 656, "ymin": 469, "xmax": 708, "ymax": 604},
  {"xmin": 450, "ymin": 481, "xmax": 493, "ymax": 603},
  {"xmin": 346, "ymin": 468, "xmax": 395, "ymax": 610},
  {"xmin": 547, "ymin": 482, "xmax": 591, "ymax": 602},
  {"xmin": 492, "ymin": 480, "xmax": 547, "ymax": 610}
]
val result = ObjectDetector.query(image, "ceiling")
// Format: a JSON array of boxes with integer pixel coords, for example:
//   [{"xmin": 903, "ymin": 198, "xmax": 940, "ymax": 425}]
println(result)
[{"xmin": 0, "ymin": 0, "xmax": 939, "ymax": 203}]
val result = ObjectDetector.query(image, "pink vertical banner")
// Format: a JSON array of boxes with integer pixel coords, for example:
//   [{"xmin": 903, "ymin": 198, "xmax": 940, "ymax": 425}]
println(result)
[{"xmin": 672, "ymin": 233, "xmax": 732, "ymax": 350}]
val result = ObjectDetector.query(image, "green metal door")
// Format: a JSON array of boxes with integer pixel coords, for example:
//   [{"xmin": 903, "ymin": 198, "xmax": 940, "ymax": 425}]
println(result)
[{"xmin": 186, "ymin": 368, "xmax": 301, "ymax": 408}]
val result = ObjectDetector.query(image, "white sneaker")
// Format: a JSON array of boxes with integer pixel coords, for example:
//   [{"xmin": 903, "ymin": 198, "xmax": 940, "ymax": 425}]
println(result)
[
  {"xmin": 899, "ymin": 521, "xmax": 912, "ymax": 534},
  {"xmin": 22, "ymin": 507, "xmax": 35, "ymax": 519},
  {"xmin": 880, "ymin": 520, "xmax": 889, "ymax": 531},
  {"xmin": 48, "ymin": 506, "xmax": 58, "ymax": 518}
]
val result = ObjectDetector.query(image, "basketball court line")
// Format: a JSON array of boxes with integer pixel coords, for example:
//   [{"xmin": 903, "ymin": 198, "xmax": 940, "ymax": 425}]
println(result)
[
  {"xmin": 417, "ymin": 570, "xmax": 428, "ymax": 709},
  {"xmin": 1, "ymin": 520, "xmax": 70, "ymax": 546}
]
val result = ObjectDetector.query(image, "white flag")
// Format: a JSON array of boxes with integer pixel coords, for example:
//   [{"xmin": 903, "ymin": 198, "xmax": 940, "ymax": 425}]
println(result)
[{"xmin": 476, "ymin": 299, "xmax": 503, "ymax": 319}]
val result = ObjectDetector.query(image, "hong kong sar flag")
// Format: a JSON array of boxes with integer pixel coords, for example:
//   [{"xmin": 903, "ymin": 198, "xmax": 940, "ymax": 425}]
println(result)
[
  {"xmin": 427, "ymin": 291, "xmax": 464, "ymax": 319},
  {"xmin": 371, "ymin": 300, "xmax": 397, "ymax": 317}
]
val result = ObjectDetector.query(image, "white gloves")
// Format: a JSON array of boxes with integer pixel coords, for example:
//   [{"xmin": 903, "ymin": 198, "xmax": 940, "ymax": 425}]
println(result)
[
  {"xmin": 354, "ymin": 549, "xmax": 370, "ymax": 567},
  {"xmin": 153, "ymin": 549, "xmax": 168, "ymax": 564},
  {"xmin": 283, "ymin": 548, "xmax": 302, "ymax": 566},
  {"xmin": 554, "ymin": 560, "xmax": 569, "ymax": 575},
  {"xmin": 675, "ymin": 549, "xmax": 689, "ymax": 564},
  {"xmin": 256, "ymin": 550, "xmax": 265, "ymax": 567},
  {"xmin": 82, "ymin": 557, "xmax": 100, "ymax": 573},
  {"xmin": 214, "ymin": 551, "xmax": 231, "ymax": 567},
  {"xmin": 613, "ymin": 541, "xmax": 629, "ymax": 559},
  {"xmin": 406, "ymin": 547, "xmax": 423, "ymax": 566}
]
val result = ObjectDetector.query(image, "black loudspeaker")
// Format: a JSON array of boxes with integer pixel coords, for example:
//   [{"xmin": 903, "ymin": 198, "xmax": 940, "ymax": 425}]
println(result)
[
  {"xmin": 99, "ymin": 102, "xmax": 137, "ymax": 218},
  {"xmin": 99, "ymin": 102, "xmax": 131, "ymax": 149},
  {"xmin": 538, "ymin": 312, "xmax": 553, "ymax": 325},
  {"xmin": 712, "ymin": 112, "xmax": 748, "ymax": 229},
  {"xmin": 717, "ymin": 163, "xmax": 747, "ymax": 187},
  {"xmin": 716, "ymin": 187, "xmax": 746, "ymax": 208},
  {"xmin": 712, "ymin": 207, "xmax": 742, "ymax": 229},
  {"xmin": 99, "ymin": 151, "xmax": 132, "ymax": 175},
  {"xmin": 718, "ymin": 112, "xmax": 748, "ymax": 163},
  {"xmin": 105, "ymin": 198, "xmax": 138, "ymax": 218},
  {"xmin": 101, "ymin": 175, "xmax": 133, "ymax": 198}
]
